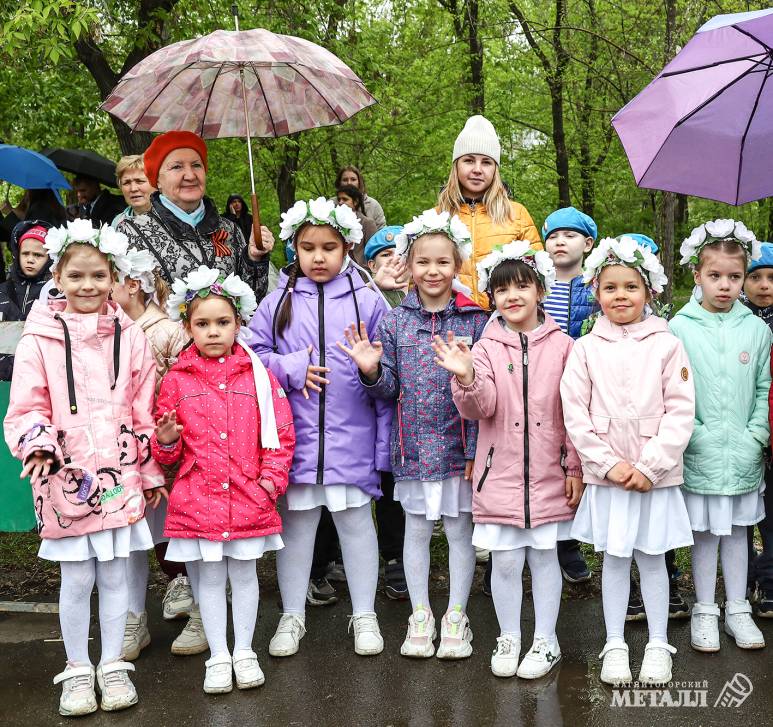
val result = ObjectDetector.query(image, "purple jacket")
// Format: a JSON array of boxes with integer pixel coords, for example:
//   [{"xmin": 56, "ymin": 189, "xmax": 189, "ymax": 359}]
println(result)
[{"xmin": 249, "ymin": 266, "xmax": 391, "ymax": 497}]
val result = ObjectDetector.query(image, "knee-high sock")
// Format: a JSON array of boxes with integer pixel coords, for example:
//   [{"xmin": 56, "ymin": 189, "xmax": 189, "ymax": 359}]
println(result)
[
  {"xmin": 634, "ymin": 550, "xmax": 669, "ymax": 643},
  {"xmin": 332, "ymin": 503, "xmax": 380, "ymax": 614},
  {"xmin": 197, "ymin": 560, "xmax": 229, "ymax": 657},
  {"xmin": 59, "ymin": 560, "xmax": 96, "ymax": 665},
  {"xmin": 692, "ymin": 529, "xmax": 719, "ymax": 604},
  {"xmin": 227, "ymin": 558, "xmax": 259, "ymax": 652},
  {"xmin": 187, "ymin": 560, "xmax": 200, "ymax": 606},
  {"xmin": 602, "ymin": 553, "xmax": 632, "ymax": 642},
  {"xmin": 95, "ymin": 558, "xmax": 129, "ymax": 665},
  {"xmin": 721, "ymin": 525, "xmax": 749, "ymax": 602},
  {"xmin": 275, "ymin": 507, "xmax": 322, "ymax": 617},
  {"xmin": 526, "ymin": 547, "xmax": 562, "ymax": 643},
  {"xmin": 442, "ymin": 513, "xmax": 475, "ymax": 612},
  {"xmin": 402, "ymin": 513, "xmax": 434, "ymax": 612},
  {"xmin": 491, "ymin": 549, "xmax": 526, "ymax": 637},
  {"xmin": 127, "ymin": 550, "xmax": 149, "ymax": 615}
]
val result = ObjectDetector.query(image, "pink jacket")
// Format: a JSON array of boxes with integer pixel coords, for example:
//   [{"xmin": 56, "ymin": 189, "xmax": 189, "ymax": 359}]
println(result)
[
  {"xmin": 4, "ymin": 300, "xmax": 165, "ymax": 539},
  {"xmin": 452, "ymin": 314, "xmax": 582, "ymax": 528},
  {"xmin": 560, "ymin": 315, "xmax": 695, "ymax": 488},
  {"xmin": 151, "ymin": 344, "xmax": 295, "ymax": 542}
]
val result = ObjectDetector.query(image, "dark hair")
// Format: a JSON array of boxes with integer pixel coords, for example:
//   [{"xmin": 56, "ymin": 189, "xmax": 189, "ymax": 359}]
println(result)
[
  {"xmin": 73, "ymin": 175, "xmax": 100, "ymax": 187},
  {"xmin": 335, "ymin": 165, "xmax": 365, "ymax": 194},
  {"xmin": 336, "ymin": 184, "xmax": 365, "ymax": 214},
  {"xmin": 275, "ymin": 260, "xmax": 299, "ymax": 335},
  {"xmin": 487, "ymin": 259, "xmax": 543, "ymax": 302},
  {"xmin": 186, "ymin": 293, "xmax": 239, "ymax": 323},
  {"xmin": 696, "ymin": 239, "xmax": 748, "ymax": 271}
]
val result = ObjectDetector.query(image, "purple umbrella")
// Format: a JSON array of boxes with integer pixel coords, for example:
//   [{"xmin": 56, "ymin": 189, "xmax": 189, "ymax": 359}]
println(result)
[{"xmin": 612, "ymin": 9, "xmax": 773, "ymax": 205}]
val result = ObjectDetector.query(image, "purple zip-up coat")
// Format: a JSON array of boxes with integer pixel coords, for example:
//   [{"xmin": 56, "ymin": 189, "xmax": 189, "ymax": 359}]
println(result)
[{"xmin": 248, "ymin": 266, "xmax": 391, "ymax": 497}]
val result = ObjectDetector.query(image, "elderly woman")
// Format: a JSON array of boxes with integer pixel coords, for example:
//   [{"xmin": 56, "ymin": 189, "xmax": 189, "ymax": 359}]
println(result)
[
  {"xmin": 112, "ymin": 154, "xmax": 154, "ymax": 227},
  {"xmin": 118, "ymin": 131, "xmax": 273, "ymax": 296}
]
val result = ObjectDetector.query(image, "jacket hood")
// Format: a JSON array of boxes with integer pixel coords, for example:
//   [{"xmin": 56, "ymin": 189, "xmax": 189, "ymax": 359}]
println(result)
[
  {"xmin": 224, "ymin": 194, "xmax": 250, "ymax": 219},
  {"xmin": 400, "ymin": 288, "xmax": 482, "ymax": 316},
  {"xmin": 23, "ymin": 299, "xmax": 134, "ymax": 341},
  {"xmin": 136, "ymin": 301, "xmax": 169, "ymax": 332},
  {"xmin": 590, "ymin": 312, "xmax": 669, "ymax": 342},
  {"xmin": 673, "ymin": 295, "xmax": 751, "ymax": 327},
  {"xmin": 482, "ymin": 311, "xmax": 562, "ymax": 348},
  {"xmin": 276, "ymin": 265, "xmax": 370, "ymax": 300},
  {"xmin": 9, "ymin": 219, "xmax": 54, "ymax": 284}
]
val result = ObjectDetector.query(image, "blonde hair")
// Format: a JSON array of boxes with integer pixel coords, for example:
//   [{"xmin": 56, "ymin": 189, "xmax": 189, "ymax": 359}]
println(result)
[
  {"xmin": 115, "ymin": 155, "xmax": 146, "ymax": 184},
  {"xmin": 437, "ymin": 161, "xmax": 514, "ymax": 227}
]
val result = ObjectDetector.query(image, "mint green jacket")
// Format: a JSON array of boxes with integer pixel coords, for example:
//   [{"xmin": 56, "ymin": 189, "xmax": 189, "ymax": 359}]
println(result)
[{"xmin": 669, "ymin": 297, "xmax": 771, "ymax": 496}]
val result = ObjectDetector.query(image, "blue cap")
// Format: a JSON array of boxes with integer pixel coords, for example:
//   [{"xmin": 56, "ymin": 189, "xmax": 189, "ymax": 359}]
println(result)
[
  {"xmin": 748, "ymin": 241, "xmax": 773, "ymax": 272},
  {"xmin": 542, "ymin": 206, "xmax": 597, "ymax": 241},
  {"xmin": 618, "ymin": 233, "xmax": 658, "ymax": 254},
  {"xmin": 364, "ymin": 225, "xmax": 403, "ymax": 262}
]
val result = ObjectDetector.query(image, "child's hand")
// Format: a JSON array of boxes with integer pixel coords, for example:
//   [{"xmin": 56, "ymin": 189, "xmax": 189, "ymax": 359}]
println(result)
[
  {"xmin": 623, "ymin": 468, "xmax": 653, "ymax": 492},
  {"xmin": 565, "ymin": 476, "xmax": 584, "ymax": 508},
  {"xmin": 20, "ymin": 450, "xmax": 55, "ymax": 483},
  {"xmin": 144, "ymin": 487, "xmax": 169, "ymax": 508},
  {"xmin": 303, "ymin": 344, "xmax": 331, "ymax": 399},
  {"xmin": 606, "ymin": 461, "xmax": 634, "ymax": 485},
  {"xmin": 373, "ymin": 255, "xmax": 410, "ymax": 290},
  {"xmin": 156, "ymin": 410, "xmax": 183, "ymax": 445},
  {"xmin": 336, "ymin": 322, "xmax": 383, "ymax": 382},
  {"xmin": 259, "ymin": 478, "xmax": 276, "ymax": 497},
  {"xmin": 464, "ymin": 460, "xmax": 474, "ymax": 481},
  {"xmin": 432, "ymin": 332, "xmax": 474, "ymax": 385}
]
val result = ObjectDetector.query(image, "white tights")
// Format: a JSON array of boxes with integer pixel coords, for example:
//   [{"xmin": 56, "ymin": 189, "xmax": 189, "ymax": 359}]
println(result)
[
  {"xmin": 127, "ymin": 550, "xmax": 149, "ymax": 614},
  {"xmin": 692, "ymin": 525, "xmax": 748, "ymax": 604}
]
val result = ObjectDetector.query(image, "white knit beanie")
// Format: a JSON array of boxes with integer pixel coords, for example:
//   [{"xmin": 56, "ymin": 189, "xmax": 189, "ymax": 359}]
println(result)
[{"xmin": 452, "ymin": 115, "xmax": 501, "ymax": 165}]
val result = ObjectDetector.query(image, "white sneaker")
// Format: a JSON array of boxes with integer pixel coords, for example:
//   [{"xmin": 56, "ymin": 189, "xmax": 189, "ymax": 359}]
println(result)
[
  {"xmin": 599, "ymin": 639, "xmax": 632, "ymax": 685},
  {"xmin": 638, "ymin": 641, "xmax": 676, "ymax": 684},
  {"xmin": 516, "ymin": 636, "xmax": 562, "ymax": 679},
  {"xmin": 475, "ymin": 546, "xmax": 491, "ymax": 563},
  {"xmin": 162, "ymin": 575, "xmax": 194, "ymax": 620},
  {"xmin": 122, "ymin": 611, "xmax": 151, "ymax": 661},
  {"xmin": 400, "ymin": 606, "xmax": 435, "ymax": 658},
  {"xmin": 691, "ymin": 602, "xmax": 720, "ymax": 652},
  {"xmin": 490, "ymin": 634, "xmax": 521, "ymax": 678},
  {"xmin": 203, "ymin": 653, "xmax": 233, "ymax": 694},
  {"xmin": 436, "ymin": 605, "xmax": 473, "ymax": 659},
  {"xmin": 171, "ymin": 607, "xmax": 209, "ymax": 656},
  {"xmin": 724, "ymin": 599, "xmax": 766, "ymax": 649},
  {"xmin": 233, "ymin": 649, "xmax": 265, "ymax": 689},
  {"xmin": 269, "ymin": 613, "xmax": 306, "ymax": 657},
  {"xmin": 96, "ymin": 661, "xmax": 137, "ymax": 712},
  {"xmin": 53, "ymin": 664, "xmax": 97, "ymax": 717},
  {"xmin": 349, "ymin": 612, "xmax": 384, "ymax": 656}
]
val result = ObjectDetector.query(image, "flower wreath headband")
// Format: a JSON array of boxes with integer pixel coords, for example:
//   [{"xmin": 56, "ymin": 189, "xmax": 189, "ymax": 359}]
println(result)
[
  {"xmin": 583, "ymin": 236, "xmax": 668, "ymax": 295},
  {"xmin": 476, "ymin": 240, "xmax": 557, "ymax": 295},
  {"xmin": 167, "ymin": 265, "xmax": 258, "ymax": 323},
  {"xmin": 44, "ymin": 219, "xmax": 130, "ymax": 271},
  {"xmin": 394, "ymin": 208, "xmax": 472, "ymax": 260},
  {"xmin": 279, "ymin": 197, "xmax": 364, "ymax": 248},
  {"xmin": 679, "ymin": 218, "xmax": 761, "ymax": 269}
]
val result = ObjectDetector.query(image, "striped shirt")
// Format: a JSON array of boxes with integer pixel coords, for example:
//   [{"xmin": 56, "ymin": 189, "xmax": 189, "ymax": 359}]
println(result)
[{"xmin": 542, "ymin": 281, "xmax": 571, "ymax": 333}]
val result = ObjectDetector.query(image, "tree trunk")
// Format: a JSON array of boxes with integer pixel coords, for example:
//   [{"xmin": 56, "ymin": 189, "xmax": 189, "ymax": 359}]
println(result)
[
  {"xmin": 549, "ymin": 81, "xmax": 571, "ymax": 208},
  {"xmin": 276, "ymin": 136, "xmax": 301, "ymax": 215},
  {"xmin": 467, "ymin": 0, "xmax": 485, "ymax": 114}
]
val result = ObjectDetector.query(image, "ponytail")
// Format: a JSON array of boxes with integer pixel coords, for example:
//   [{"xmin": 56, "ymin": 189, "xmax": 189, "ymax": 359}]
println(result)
[{"xmin": 275, "ymin": 261, "xmax": 299, "ymax": 336}]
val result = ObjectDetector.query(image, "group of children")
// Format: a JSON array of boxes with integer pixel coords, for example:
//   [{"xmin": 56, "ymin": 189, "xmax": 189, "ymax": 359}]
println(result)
[{"xmin": 3, "ymin": 190, "xmax": 772, "ymax": 716}]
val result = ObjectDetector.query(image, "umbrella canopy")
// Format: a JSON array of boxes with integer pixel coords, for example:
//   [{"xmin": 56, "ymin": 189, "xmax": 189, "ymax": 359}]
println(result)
[
  {"xmin": 42, "ymin": 148, "xmax": 118, "ymax": 188},
  {"xmin": 612, "ymin": 9, "xmax": 773, "ymax": 205},
  {"xmin": 0, "ymin": 144, "xmax": 71, "ymax": 191}
]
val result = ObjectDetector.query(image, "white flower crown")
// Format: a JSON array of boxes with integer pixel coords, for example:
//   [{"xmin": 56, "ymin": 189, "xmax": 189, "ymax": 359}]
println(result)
[
  {"xmin": 167, "ymin": 265, "xmax": 257, "ymax": 323},
  {"xmin": 44, "ymin": 219, "xmax": 129, "ymax": 270},
  {"xmin": 583, "ymin": 236, "xmax": 668, "ymax": 294},
  {"xmin": 679, "ymin": 218, "xmax": 762, "ymax": 268},
  {"xmin": 394, "ymin": 209, "xmax": 472, "ymax": 260},
  {"xmin": 279, "ymin": 197, "xmax": 363, "ymax": 247},
  {"xmin": 476, "ymin": 240, "xmax": 556, "ymax": 295},
  {"xmin": 114, "ymin": 248, "xmax": 157, "ymax": 295}
]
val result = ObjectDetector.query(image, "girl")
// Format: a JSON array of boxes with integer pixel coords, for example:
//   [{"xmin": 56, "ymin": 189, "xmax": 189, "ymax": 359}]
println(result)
[
  {"xmin": 4, "ymin": 220, "xmax": 166, "ymax": 716},
  {"xmin": 340, "ymin": 209, "xmax": 488, "ymax": 659},
  {"xmin": 249, "ymin": 198, "xmax": 391, "ymax": 657},
  {"xmin": 432, "ymin": 240, "xmax": 582, "ymax": 678},
  {"xmin": 560, "ymin": 236, "xmax": 695, "ymax": 685},
  {"xmin": 151, "ymin": 266, "xmax": 295, "ymax": 694},
  {"xmin": 671, "ymin": 220, "xmax": 770, "ymax": 653}
]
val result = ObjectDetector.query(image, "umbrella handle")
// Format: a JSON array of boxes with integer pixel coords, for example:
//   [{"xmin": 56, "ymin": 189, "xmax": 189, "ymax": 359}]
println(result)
[{"xmin": 250, "ymin": 192, "xmax": 263, "ymax": 251}]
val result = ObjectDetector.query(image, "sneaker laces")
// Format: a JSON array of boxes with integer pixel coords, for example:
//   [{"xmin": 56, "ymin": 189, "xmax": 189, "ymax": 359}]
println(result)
[
  {"xmin": 494, "ymin": 636, "xmax": 516, "ymax": 656},
  {"xmin": 182, "ymin": 615, "xmax": 205, "ymax": 637},
  {"xmin": 65, "ymin": 671, "xmax": 93, "ymax": 693},
  {"xmin": 164, "ymin": 577, "xmax": 189, "ymax": 605},
  {"xmin": 277, "ymin": 614, "xmax": 306, "ymax": 637},
  {"xmin": 102, "ymin": 669, "xmax": 129, "ymax": 691},
  {"xmin": 124, "ymin": 614, "xmax": 142, "ymax": 638},
  {"xmin": 348, "ymin": 613, "xmax": 378, "ymax": 636}
]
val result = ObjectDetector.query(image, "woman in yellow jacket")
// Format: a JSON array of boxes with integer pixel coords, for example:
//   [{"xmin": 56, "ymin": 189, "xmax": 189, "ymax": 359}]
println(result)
[{"xmin": 438, "ymin": 116, "xmax": 541, "ymax": 308}]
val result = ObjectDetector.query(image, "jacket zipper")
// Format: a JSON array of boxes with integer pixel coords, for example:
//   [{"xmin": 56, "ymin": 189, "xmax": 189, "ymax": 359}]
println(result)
[
  {"xmin": 519, "ymin": 333, "xmax": 531, "ymax": 528},
  {"xmin": 566, "ymin": 279, "xmax": 573, "ymax": 335},
  {"xmin": 316, "ymin": 283, "xmax": 326, "ymax": 485},
  {"xmin": 21, "ymin": 281, "xmax": 31, "ymax": 315},
  {"xmin": 470, "ymin": 204, "xmax": 477, "ymax": 294},
  {"xmin": 477, "ymin": 445, "xmax": 494, "ymax": 492}
]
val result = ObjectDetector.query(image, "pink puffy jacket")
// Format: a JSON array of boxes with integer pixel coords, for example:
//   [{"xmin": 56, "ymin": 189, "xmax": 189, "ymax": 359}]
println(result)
[{"xmin": 452, "ymin": 314, "xmax": 582, "ymax": 528}]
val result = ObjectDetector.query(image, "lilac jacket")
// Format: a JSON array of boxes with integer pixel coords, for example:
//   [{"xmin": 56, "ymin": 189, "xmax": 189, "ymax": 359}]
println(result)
[{"xmin": 249, "ymin": 266, "xmax": 391, "ymax": 497}]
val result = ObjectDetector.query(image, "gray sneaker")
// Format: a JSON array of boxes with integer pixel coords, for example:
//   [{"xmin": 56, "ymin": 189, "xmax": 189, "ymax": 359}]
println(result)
[
  {"xmin": 306, "ymin": 577, "xmax": 338, "ymax": 606},
  {"xmin": 171, "ymin": 607, "xmax": 209, "ymax": 655}
]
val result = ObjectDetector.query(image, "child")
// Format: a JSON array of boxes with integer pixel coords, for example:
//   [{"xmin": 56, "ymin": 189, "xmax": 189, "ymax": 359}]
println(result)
[
  {"xmin": 4, "ymin": 220, "xmax": 166, "ymax": 716},
  {"xmin": 151, "ymin": 266, "xmax": 295, "ymax": 693},
  {"xmin": 340, "ymin": 209, "xmax": 488, "ymax": 659},
  {"xmin": 433, "ymin": 240, "xmax": 582, "ymax": 678},
  {"xmin": 365, "ymin": 225, "xmax": 408, "ymax": 308},
  {"xmin": 249, "ymin": 198, "xmax": 391, "ymax": 657},
  {"xmin": 561, "ymin": 235, "xmax": 695, "ymax": 685},
  {"xmin": 671, "ymin": 220, "xmax": 770, "ymax": 652}
]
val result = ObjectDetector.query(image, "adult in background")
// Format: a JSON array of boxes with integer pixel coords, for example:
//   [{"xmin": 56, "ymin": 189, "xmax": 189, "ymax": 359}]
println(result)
[
  {"xmin": 223, "ymin": 194, "xmax": 253, "ymax": 244},
  {"xmin": 112, "ymin": 155, "xmax": 154, "ymax": 227},
  {"xmin": 72, "ymin": 174, "xmax": 125, "ymax": 227},
  {"xmin": 336, "ymin": 184, "xmax": 377, "ymax": 266},
  {"xmin": 336, "ymin": 165, "xmax": 386, "ymax": 230}
]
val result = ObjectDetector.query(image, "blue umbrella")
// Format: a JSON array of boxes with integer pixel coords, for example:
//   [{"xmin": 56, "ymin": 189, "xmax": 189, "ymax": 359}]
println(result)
[{"xmin": 0, "ymin": 144, "xmax": 72, "ymax": 192}]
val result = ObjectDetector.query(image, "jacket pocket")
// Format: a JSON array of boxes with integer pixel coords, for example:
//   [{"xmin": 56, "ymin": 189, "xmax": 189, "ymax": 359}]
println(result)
[
  {"xmin": 477, "ymin": 446, "xmax": 494, "ymax": 492},
  {"xmin": 733, "ymin": 430, "xmax": 764, "ymax": 481},
  {"xmin": 590, "ymin": 413, "xmax": 610, "ymax": 435},
  {"xmin": 241, "ymin": 458, "xmax": 259, "ymax": 481},
  {"xmin": 47, "ymin": 463, "xmax": 102, "ymax": 523},
  {"xmin": 638, "ymin": 417, "xmax": 661, "ymax": 438}
]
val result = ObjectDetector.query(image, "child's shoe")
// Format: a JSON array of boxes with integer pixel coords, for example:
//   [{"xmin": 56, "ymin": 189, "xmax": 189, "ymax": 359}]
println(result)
[
  {"xmin": 625, "ymin": 579, "xmax": 646, "ymax": 621},
  {"xmin": 96, "ymin": 661, "xmax": 137, "ymax": 712},
  {"xmin": 638, "ymin": 641, "xmax": 676, "ymax": 685},
  {"xmin": 53, "ymin": 664, "xmax": 98, "ymax": 717},
  {"xmin": 306, "ymin": 577, "xmax": 338, "ymax": 606},
  {"xmin": 757, "ymin": 590, "xmax": 773, "ymax": 618},
  {"xmin": 162, "ymin": 574, "xmax": 194, "ymax": 620},
  {"xmin": 724, "ymin": 599, "xmax": 765, "ymax": 649},
  {"xmin": 490, "ymin": 634, "xmax": 521, "ymax": 678},
  {"xmin": 400, "ymin": 605, "xmax": 435, "ymax": 658},
  {"xmin": 122, "ymin": 611, "xmax": 151, "ymax": 661},
  {"xmin": 668, "ymin": 578, "xmax": 690, "ymax": 619},
  {"xmin": 349, "ymin": 612, "xmax": 384, "ymax": 656},
  {"xmin": 690, "ymin": 602, "xmax": 720, "ymax": 652},
  {"xmin": 516, "ymin": 636, "xmax": 562, "ymax": 679},
  {"xmin": 436, "ymin": 605, "xmax": 473, "ymax": 659},
  {"xmin": 599, "ymin": 639, "xmax": 632, "ymax": 685},
  {"xmin": 384, "ymin": 559, "xmax": 409, "ymax": 601},
  {"xmin": 269, "ymin": 613, "xmax": 306, "ymax": 657},
  {"xmin": 232, "ymin": 649, "xmax": 265, "ymax": 689},
  {"xmin": 171, "ymin": 607, "xmax": 209, "ymax": 655},
  {"xmin": 203, "ymin": 653, "xmax": 233, "ymax": 694}
]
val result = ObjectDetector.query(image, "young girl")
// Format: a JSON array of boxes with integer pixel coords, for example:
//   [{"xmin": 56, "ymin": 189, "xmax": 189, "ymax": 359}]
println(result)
[
  {"xmin": 340, "ymin": 209, "xmax": 488, "ymax": 659},
  {"xmin": 670, "ymin": 220, "xmax": 770, "ymax": 653},
  {"xmin": 4, "ymin": 220, "xmax": 166, "ymax": 716},
  {"xmin": 249, "ymin": 198, "xmax": 391, "ymax": 657},
  {"xmin": 560, "ymin": 236, "xmax": 695, "ymax": 685},
  {"xmin": 151, "ymin": 266, "xmax": 295, "ymax": 694},
  {"xmin": 431, "ymin": 240, "xmax": 582, "ymax": 678}
]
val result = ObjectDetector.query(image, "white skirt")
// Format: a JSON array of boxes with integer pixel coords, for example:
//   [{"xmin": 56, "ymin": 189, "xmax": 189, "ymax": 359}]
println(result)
[
  {"xmin": 473, "ymin": 520, "xmax": 574, "ymax": 551},
  {"xmin": 394, "ymin": 476, "xmax": 473, "ymax": 521},
  {"xmin": 570, "ymin": 484, "xmax": 694, "ymax": 558},
  {"xmin": 165, "ymin": 534, "xmax": 284, "ymax": 562},
  {"xmin": 683, "ymin": 487, "xmax": 765, "ymax": 536},
  {"xmin": 38, "ymin": 518, "xmax": 154, "ymax": 562},
  {"xmin": 144, "ymin": 497, "xmax": 169, "ymax": 545},
  {"xmin": 284, "ymin": 483, "xmax": 371, "ymax": 512}
]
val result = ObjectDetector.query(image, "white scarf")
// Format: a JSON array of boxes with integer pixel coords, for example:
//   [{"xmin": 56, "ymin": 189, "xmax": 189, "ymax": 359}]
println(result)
[{"xmin": 236, "ymin": 331, "xmax": 280, "ymax": 449}]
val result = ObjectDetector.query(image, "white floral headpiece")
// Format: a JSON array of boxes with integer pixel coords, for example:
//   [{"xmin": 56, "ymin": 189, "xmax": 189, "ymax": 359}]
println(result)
[
  {"xmin": 167, "ymin": 265, "xmax": 257, "ymax": 323},
  {"xmin": 394, "ymin": 209, "xmax": 472, "ymax": 260},
  {"xmin": 679, "ymin": 219, "xmax": 762, "ymax": 269},
  {"xmin": 44, "ymin": 219, "xmax": 129, "ymax": 270},
  {"xmin": 476, "ymin": 240, "xmax": 556, "ymax": 295},
  {"xmin": 114, "ymin": 248, "xmax": 157, "ymax": 295},
  {"xmin": 583, "ymin": 236, "xmax": 667, "ymax": 295},
  {"xmin": 279, "ymin": 197, "xmax": 363, "ymax": 248}
]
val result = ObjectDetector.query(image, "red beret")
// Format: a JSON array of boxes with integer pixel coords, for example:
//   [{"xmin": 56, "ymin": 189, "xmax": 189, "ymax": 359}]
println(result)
[{"xmin": 143, "ymin": 131, "xmax": 208, "ymax": 188}]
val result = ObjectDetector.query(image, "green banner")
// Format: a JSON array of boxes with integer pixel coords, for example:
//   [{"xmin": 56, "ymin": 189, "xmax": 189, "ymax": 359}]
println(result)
[{"xmin": 0, "ymin": 381, "xmax": 35, "ymax": 532}]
